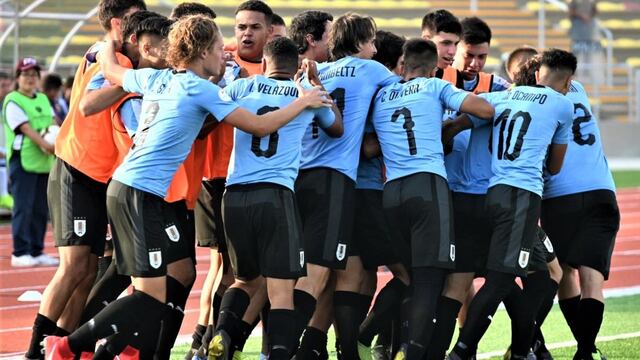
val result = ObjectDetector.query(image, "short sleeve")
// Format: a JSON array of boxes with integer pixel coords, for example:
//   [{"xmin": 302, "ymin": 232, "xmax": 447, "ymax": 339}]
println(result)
[
  {"xmin": 86, "ymin": 72, "xmax": 106, "ymax": 91},
  {"xmin": 223, "ymin": 78, "xmax": 250, "ymax": 101},
  {"xmin": 552, "ymin": 100, "xmax": 573, "ymax": 144},
  {"xmin": 368, "ymin": 61, "xmax": 399, "ymax": 87},
  {"xmin": 122, "ymin": 68, "xmax": 161, "ymax": 95},
  {"xmin": 437, "ymin": 79, "xmax": 470, "ymax": 112},
  {"xmin": 4, "ymin": 101, "xmax": 29, "ymax": 132},
  {"xmin": 313, "ymin": 105, "xmax": 336, "ymax": 129},
  {"xmin": 119, "ymin": 98, "xmax": 142, "ymax": 137},
  {"xmin": 199, "ymin": 82, "xmax": 240, "ymax": 122}
]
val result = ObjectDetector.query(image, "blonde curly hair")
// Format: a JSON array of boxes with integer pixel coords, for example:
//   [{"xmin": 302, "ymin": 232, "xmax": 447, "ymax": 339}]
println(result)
[{"xmin": 166, "ymin": 14, "xmax": 221, "ymax": 68}]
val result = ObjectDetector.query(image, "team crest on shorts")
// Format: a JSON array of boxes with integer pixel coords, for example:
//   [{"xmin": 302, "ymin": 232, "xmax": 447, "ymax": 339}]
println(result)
[
  {"xmin": 149, "ymin": 250, "xmax": 162, "ymax": 269},
  {"xmin": 336, "ymin": 243, "xmax": 347, "ymax": 261},
  {"xmin": 543, "ymin": 236, "xmax": 554, "ymax": 253},
  {"xmin": 165, "ymin": 225, "xmax": 180, "ymax": 242},
  {"xmin": 518, "ymin": 250, "xmax": 530, "ymax": 268},
  {"xmin": 74, "ymin": 219, "xmax": 86, "ymax": 237},
  {"xmin": 300, "ymin": 250, "xmax": 305, "ymax": 268}
]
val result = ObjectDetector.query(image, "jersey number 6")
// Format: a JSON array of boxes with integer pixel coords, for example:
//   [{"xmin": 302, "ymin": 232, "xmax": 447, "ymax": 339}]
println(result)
[{"xmin": 251, "ymin": 106, "xmax": 280, "ymax": 158}]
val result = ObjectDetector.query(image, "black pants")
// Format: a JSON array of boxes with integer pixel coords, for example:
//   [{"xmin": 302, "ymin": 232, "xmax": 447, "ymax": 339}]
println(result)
[{"xmin": 10, "ymin": 152, "xmax": 49, "ymax": 257}]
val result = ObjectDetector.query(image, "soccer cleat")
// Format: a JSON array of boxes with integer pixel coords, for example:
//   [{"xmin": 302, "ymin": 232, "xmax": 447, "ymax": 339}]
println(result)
[
  {"xmin": 232, "ymin": 351, "xmax": 243, "ymax": 360},
  {"xmin": 185, "ymin": 347, "xmax": 199, "ymax": 360},
  {"xmin": 371, "ymin": 344, "xmax": 390, "ymax": 360},
  {"xmin": 532, "ymin": 340, "xmax": 553, "ymax": 360},
  {"xmin": 358, "ymin": 342, "xmax": 373, "ymax": 360},
  {"xmin": 115, "ymin": 345, "xmax": 140, "ymax": 360},
  {"xmin": 42, "ymin": 336, "xmax": 74, "ymax": 360},
  {"xmin": 393, "ymin": 344, "xmax": 407, "ymax": 360},
  {"xmin": 208, "ymin": 330, "xmax": 231, "ymax": 360},
  {"xmin": 573, "ymin": 349, "xmax": 607, "ymax": 360},
  {"xmin": 445, "ymin": 351, "xmax": 464, "ymax": 360}
]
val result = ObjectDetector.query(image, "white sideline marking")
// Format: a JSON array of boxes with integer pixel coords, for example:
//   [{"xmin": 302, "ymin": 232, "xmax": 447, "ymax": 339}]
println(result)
[{"xmin": 476, "ymin": 331, "xmax": 640, "ymax": 359}]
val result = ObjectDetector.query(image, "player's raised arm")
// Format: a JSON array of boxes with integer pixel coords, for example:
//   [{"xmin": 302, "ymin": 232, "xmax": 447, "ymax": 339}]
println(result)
[
  {"xmin": 222, "ymin": 86, "xmax": 331, "ymax": 137},
  {"xmin": 458, "ymin": 93, "xmax": 494, "ymax": 120},
  {"xmin": 441, "ymin": 114, "xmax": 474, "ymax": 145},
  {"xmin": 99, "ymin": 41, "xmax": 129, "ymax": 87},
  {"xmin": 79, "ymin": 83, "xmax": 126, "ymax": 116},
  {"xmin": 297, "ymin": 58, "xmax": 343, "ymax": 137}
]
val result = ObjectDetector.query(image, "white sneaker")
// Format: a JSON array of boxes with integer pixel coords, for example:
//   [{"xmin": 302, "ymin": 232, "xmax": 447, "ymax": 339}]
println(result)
[
  {"xmin": 11, "ymin": 254, "xmax": 38, "ymax": 267},
  {"xmin": 33, "ymin": 254, "xmax": 59, "ymax": 266}
]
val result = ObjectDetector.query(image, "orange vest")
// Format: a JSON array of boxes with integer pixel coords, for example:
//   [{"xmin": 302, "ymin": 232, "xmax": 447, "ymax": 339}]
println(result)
[
  {"xmin": 184, "ymin": 139, "xmax": 208, "ymax": 209},
  {"xmin": 469, "ymin": 72, "xmax": 494, "ymax": 95},
  {"xmin": 202, "ymin": 49, "xmax": 264, "ymax": 180},
  {"xmin": 56, "ymin": 50, "xmax": 131, "ymax": 183}
]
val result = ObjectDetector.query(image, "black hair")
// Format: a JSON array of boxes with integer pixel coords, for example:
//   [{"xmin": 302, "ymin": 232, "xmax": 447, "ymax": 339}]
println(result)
[
  {"xmin": 460, "ymin": 16, "xmax": 492, "ymax": 45},
  {"xmin": 63, "ymin": 75, "xmax": 74, "ymax": 89},
  {"xmin": 372, "ymin": 30, "xmax": 405, "ymax": 71},
  {"xmin": 121, "ymin": 10, "xmax": 162, "ymax": 41},
  {"xmin": 136, "ymin": 16, "xmax": 174, "ymax": 39},
  {"xmin": 402, "ymin": 38, "xmax": 438, "ymax": 74},
  {"xmin": 42, "ymin": 73, "xmax": 63, "ymax": 92},
  {"xmin": 421, "ymin": 9, "xmax": 462, "ymax": 37},
  {"xmin": 170, "ymin": 2, "xmax": 216, "ymax": 19},
  {"xmin": 98, "ymin": 0, "xmax": 147, "ymax": 31},
  {"xmin": 540, "ymin": 48, "xmax": 577, "ymax": 75},
  {"xmin": 289, "ymin": 10, "xmax": 333, "ymax": 54},
  {"xmin": 271, "ymin": 13, "xmax": 285, "ymax": 27},
  {"xmin": 513, "ymin": 55, "xmax": 541, "ymax": 86},
  {"xmin": 235, "ymin": 0, "xmax": 274, "ymax": 24},
  {"xmin": 263, "ymin": 37, "xmax": 299, "ymax": 73},
  {"xmin": 330, "ymin": 12, "xmax": 376, "ymax": 60}
]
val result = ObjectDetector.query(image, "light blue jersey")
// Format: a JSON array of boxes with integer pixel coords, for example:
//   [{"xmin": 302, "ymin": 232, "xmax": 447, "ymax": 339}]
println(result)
[
  {"xmin": 224, "ymin": 75, "xmax": 335, "ymax": 190},
  {"xmin": 113, "ymin": 68, "xmax": 239, "ymax": 197},
  {"xmin": 300, "ymin": 56, "xmax": 398, "ymax": 180},
  {"xmin": 486, "ymin": 85, "xmax": 573, "ymax": 196},
  {"xmin": 543, "ymin": 80, "xmax": 615, "ymax": 199},
  {"xmin": 355, "ymin": 122, "xmax": 384, "ymax": 190},
  {"xmin": 119, "ymin": 97, "xmax": 142, "ymax": 137},
  {"xmin": 372, "ymin": 77, "xmax": 469, "ymax": 182},
  {"xmin": 447, "ymin": 74, "xmax": 510, "ymax": 192}
]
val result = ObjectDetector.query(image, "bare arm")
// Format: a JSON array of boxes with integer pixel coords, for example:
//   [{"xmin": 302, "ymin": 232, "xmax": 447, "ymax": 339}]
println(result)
[
  {"xmin": 459, "ymin": 94, "xmax": 495, "ymax": 120},
  {"xmin": 322, "ymin": 102, "xmax": 343, "ymax": 138},
  {"xmin": 99, "ymin": 41, "xmax": 128, "ymax": 87},
  {"xmin": 361, "ymin": 132, "xmax": 381, "ymax": 158},
  {"xmin": 441, "ymin": 114, "xmax": 475, "ymax": 146},
  {"xmin": 79, "ymin": 86, "xmax": 127, "ymax": 116},
  {"xmin": 298, "ymin": 58, "xmax": 343, "ymax": 138},
  {"xmin": 223, "ymin": 88, "xmax": 331, "ymax": 137},
  {"xmin": 546, "ymin": 143, "xmax": 568, "ymax": 175},
  {"xmin": 19, "ymin": 123, "xmax": 54, "ymax": 154}
]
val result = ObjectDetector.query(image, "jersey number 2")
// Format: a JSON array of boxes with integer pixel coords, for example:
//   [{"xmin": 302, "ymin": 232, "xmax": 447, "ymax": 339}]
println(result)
[{"xmin": 251, "ymin": 106, "xmax": 279, "ymax": 158}]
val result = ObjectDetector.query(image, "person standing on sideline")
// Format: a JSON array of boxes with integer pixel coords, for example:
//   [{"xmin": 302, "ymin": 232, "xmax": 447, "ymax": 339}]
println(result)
[
  {"xmin": 0, "ymin": 71, "xmax": 14, "ymax": 210},
  {"xmin": 2, "ymin": 58, "xmax": 59, "ymax": 267}
]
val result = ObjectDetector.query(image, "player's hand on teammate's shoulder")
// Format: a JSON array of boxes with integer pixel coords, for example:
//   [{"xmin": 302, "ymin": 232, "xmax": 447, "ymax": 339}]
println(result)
[
  {"xmin": 297, "ymin": 86, "xmax": 332, "ymax": 109},
  {"xmin": 299, "ymin": 58, "xmax": 324, "ymax": 90}
]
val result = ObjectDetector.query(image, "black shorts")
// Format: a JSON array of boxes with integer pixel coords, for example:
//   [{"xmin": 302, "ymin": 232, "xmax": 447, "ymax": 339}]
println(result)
[
  {"xmin": 48, "ymin": 158, "xmax": 108, "ymax": 256},
  {"xmin": 486, "ymin": 185, "xmax": 541, "ymax": 277},
  {"xmin": 353, "ymin": 189, "xmax": 402, "ymax": 270},
  {"xmin": 222, "ymin": 183, "xmax": 305, "ymax": 281},
  {"xmin": 295, "ymin": 168, "xmax": 355, "ymax": 270},
  {"xmin": 528, "ymin": 226, "xmax": 556, "ymax": 272},
  {"xmin": 383, "ymin": 172, "xmax": 454, "ymax": 270},
  {"xmin": 452, "ymin": 192, "xmax": 492, "ymax": 273},
  {"xmin": 195, "ymin": 179, "xmax": 227, "ymax": 251},
  {"xmin": 165, "ymin": 200, "xmax": 197, "ymax": 265},
  {"xmin": 541, "ymin": 190, "xmax": 619, "ymax": 279},
  {"xmin": 107, "ymin": 180, "xmax": 175, "ymax": 278}
]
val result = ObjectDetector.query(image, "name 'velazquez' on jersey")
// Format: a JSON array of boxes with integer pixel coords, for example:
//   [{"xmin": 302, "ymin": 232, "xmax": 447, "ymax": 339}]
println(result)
[
  {"xmin": 256, "ymin": 83, "xmax": 299, "ymax": 97},
  {"xmin": 379, "ymin": 83, "xmax": 421, "ymax": 103},
  {"xmin": 318, "ymin": 65, "xmax": 357, "ymax": 81}
]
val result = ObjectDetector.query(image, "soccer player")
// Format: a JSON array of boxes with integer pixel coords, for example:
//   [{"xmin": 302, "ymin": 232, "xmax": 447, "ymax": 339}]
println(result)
[
  {"xmin": 356, "ymin": 29, "xmax": 410, "ymax": 360},
  {"xmin": 447, "ymin": 49, "xmax": 576, "ymax": 360},
  {"xmin": 427, "ymin": 16, "xmax": 511, "ymax": 360},
  {"xmin": 169, "ymin": 1, "xmax": 217, "ymax": 19},
  {"xmin": 540, "ymin": 62, "xmax": 620, "ymax": 360},
  {"xmin": 505, "ymin": 46, "xmax": 540, "ymax": 82},
  {"xmin": 25, "ymin": 1, "xmax": 146, "ymax": 358},
  {"xmin": 209, "ymin": 36, "xmax": 342, "ymax": 360},
  {"xmin": 289, "ymin": 10, "xmax": 333, "ymax": 63},
  {"xmin": 421, "ymin": 9, "xmax": 464, "ymax": 87},
  {"xmin": 270, "ymin": 13, "xmax": 288, "ymax": 39},
  {"xmin": 292, "ymin": 13, "xmax": 398, "ymax": 359},
  {"xmin": 370, "ymin": 38, "xmax": 493, "ymax": 360},
  {"xmin": 43, "ymin": 14, "xmax": 330, "ymax": 360}
]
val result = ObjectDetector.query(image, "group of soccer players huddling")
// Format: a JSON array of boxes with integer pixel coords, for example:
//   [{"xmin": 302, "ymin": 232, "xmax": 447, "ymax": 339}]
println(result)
[{"xmin": 24, "ymin": 1, "xmax": 620, "ymax": 360}]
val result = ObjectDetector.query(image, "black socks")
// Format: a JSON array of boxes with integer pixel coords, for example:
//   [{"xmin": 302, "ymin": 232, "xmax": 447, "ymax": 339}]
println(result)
[
  {"xmin": 26, "ymin": 313, "xmax": 58, "ymax": 359},
  {"xmin": 406, "ymin": 267, "xmax": 446, "ymax": 360},
  {"xmin": 576, "ymin": 298, "xmax": 605, "ymax": 355},
  {"xmin": 359, "ymin": 278, "xmax": 408, "ymax": 346},
  {"xmin": 425, "ymin": 296, "xmax": 462, "ymax": 360},
  {"xmin": 293, "ymin": 289, "xmax": 317, "ymax": 343},
  {"xmin": 267, "ymin": 309, "xmax": 296, "ymax": 359},
  {"xmin": 333, "ymin": 291, "xmax": 363, "ymax": 359}
]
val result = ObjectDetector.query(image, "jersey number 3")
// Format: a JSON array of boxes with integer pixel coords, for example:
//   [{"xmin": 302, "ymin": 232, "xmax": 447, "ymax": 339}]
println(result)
[{"xmin": 251, "ymin": 106, "xmax": 279, "ymax": 158}]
